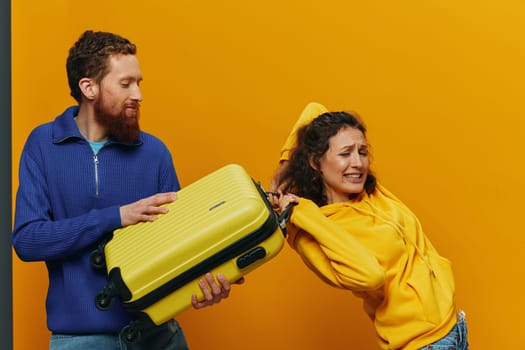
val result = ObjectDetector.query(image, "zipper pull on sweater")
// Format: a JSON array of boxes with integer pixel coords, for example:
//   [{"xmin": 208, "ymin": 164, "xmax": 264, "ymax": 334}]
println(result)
[{"xmin": 94, "ymin": 155, "xmax": 100, "ymax": 197}]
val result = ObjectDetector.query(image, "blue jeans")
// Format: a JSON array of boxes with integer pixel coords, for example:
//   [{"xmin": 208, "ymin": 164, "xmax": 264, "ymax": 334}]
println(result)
[
  {"xmin": 50, "ymin": 320, "xmax": 189, "ymax": 350},
  {"xmin": 418, "ymin": 310, "xmax": 469, "ymax": 350}
]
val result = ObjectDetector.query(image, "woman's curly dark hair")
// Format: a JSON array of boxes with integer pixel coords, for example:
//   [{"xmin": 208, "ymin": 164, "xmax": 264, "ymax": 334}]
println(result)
[{"xmin": 278, "ymin": 111, "xmax": 377, "ymax": 206}]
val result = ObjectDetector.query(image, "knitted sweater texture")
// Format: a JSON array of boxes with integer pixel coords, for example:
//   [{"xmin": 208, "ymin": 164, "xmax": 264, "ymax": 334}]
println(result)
[{"xmin": 12, "ymin": 106, "xmax": 180, "ymax": 333}]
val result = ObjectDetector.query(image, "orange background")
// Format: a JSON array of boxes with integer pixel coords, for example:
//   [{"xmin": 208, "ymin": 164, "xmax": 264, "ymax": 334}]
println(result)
[{"xmin": 11, "ymin": 1, "xmax": 525, "ymax": 349}]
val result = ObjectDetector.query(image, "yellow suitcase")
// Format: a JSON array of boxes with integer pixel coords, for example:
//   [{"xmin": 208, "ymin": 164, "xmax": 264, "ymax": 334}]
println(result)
[{"xmin": 92, "ymin": 164, "xmax": 287, "ymax": 342}]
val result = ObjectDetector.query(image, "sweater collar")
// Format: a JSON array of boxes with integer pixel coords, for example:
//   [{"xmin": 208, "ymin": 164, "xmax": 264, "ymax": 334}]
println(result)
[{"xmin": 51, "ymin": 105, "xmax": 143, "ymax": 147}]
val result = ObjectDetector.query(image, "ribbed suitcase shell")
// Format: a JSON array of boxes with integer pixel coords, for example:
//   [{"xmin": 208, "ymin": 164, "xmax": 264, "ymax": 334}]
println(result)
[{"xmin": 100, "ymin": 164, "xmax": 285, "ymax": 326}]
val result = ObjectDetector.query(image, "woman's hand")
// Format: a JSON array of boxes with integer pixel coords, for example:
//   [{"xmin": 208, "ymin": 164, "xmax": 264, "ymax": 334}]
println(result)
[
  {"xmin": 278, "ymin": 193, "xmax": 300, "ymax": 212},
  {"xmin": 267, "ymin": 191, "xmax": 300, "ymax": 212}
]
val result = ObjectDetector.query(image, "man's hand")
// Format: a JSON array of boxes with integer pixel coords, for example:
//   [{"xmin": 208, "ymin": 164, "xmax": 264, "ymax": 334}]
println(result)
[
  {"xmin": 120, "ymin": 192, "xmax": 177, "ymax": 227},
  {"xmin": 191, "ymin": 273, "xmax": 245, "ymax": 309}
]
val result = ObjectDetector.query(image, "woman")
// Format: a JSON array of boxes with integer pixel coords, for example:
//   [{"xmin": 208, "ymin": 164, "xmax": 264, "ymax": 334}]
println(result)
[{"xmin": 270, "ymin": 102, "xmax": 469, "ymax": 350}]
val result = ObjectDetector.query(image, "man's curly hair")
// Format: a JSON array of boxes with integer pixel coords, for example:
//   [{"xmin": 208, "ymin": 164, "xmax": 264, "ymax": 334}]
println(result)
[{"xmin": 66, "ymin": 30, "xmax": 136, "ymax": 103}]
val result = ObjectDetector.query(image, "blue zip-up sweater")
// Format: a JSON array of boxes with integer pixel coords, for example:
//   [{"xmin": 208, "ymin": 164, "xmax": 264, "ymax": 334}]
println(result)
[{"xmin": 12, "ymin": 106, "xmax": 181, "ymax": 334}]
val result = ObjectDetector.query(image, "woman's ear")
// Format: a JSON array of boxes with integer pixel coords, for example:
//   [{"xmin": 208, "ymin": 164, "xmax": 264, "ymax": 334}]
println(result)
[
  {"xmin": 308, "ymin": 156, "xmax": 318, "ymax": 171},
  {"xmin": 78, "ymin": 78, "xmax": 98, "ymax": 101}
]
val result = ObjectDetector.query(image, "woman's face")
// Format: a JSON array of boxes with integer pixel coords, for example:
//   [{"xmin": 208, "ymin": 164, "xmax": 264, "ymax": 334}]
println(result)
[{"xmin": 317, "ymin": 126, "xmax": 370, "ymax": 203}]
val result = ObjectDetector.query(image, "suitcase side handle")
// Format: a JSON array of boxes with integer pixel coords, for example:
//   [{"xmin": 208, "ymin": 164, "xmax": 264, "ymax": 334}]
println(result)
[
  {"xmin": 263, "ymin": 188, "xmax": 295, "ymax": 236},
  {"xmin": 255, "ymin": 180, "xmax": 294, "ymax": 237},
  {"xmin": 277, "ymin": 203, "xmax": 295, "ymax": 235}
]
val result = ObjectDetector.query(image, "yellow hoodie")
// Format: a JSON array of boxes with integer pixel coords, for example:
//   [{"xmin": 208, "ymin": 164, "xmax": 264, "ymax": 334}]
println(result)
[{"xmin": 280, "ymin": 103, "xmax": 457, "ymax": 350}]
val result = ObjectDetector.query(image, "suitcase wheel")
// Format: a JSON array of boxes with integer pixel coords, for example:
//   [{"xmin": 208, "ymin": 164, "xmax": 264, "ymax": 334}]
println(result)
[
  {"xmin": 121, "ymin": 324, "xmax": 140, "ymax": 343},
  {"xmin": 94, "ymin": 291, "xmax": 114, "ymax": 311},
  {"xmin": 90, "ymin": 249, "xmax": 106, "ymax": 270}
]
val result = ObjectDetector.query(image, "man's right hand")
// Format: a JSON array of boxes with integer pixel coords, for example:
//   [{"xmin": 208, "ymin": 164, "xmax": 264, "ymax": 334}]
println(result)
[{"xmin": 119, "ymin": 192, "xmax": 177, "ymax": 227}]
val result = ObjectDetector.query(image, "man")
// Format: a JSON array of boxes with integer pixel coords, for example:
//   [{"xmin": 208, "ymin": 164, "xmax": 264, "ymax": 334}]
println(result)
[{"xmin": 12, "ymin": 30, "xmax": 240, "ymax": 349}]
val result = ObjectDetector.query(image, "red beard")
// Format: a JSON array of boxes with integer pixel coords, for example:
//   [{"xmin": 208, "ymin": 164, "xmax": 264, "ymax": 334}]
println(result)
[{"xmin": 94, "ymin": 97, "xmax": 141, "ymax": 143}]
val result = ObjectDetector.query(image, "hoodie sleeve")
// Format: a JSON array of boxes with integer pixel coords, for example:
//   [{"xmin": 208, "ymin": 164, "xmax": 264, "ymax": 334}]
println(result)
[
  {"xmin": 287, "ymin": 198, "xmax": 385, "ymax": 291},
  {"xmin": 279, "ymin": 102, "xmax": 329, "ymax": 162}
]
